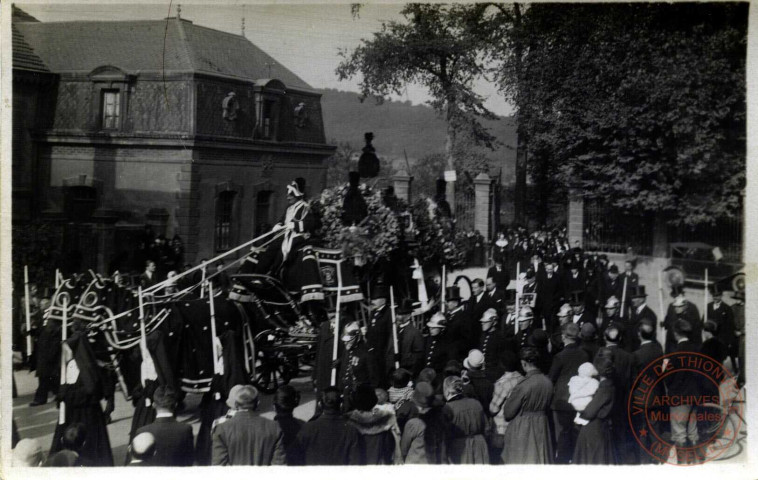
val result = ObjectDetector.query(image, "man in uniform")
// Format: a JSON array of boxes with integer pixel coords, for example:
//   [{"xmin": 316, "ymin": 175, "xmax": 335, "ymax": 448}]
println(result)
[
  {"xmin": 598, "ymin": 296, "xmax": 621, "ymax": 338},
  {"xmin": 338, "ymin": 321, "xmax": 371, "ymax": 408},
  {"xmin": 478, "ymin": 308, "xmax": 510, "ymax": 383},
  {"xmin": 663, "ymin": 286, "xmax": 701, "ymax": 353},
  {"xmin": 549, "ymin": 303, "xmax": 573, "ymax": 354},
  {"xmin": 422, "ymin": 313, "xmax": 455, "ymax": 376},
  {"xmin": 625, "ymin": 286, "xmax": 657, "ymax": 352},
  {"xmin": 706, "ymin": 284, "xmax": 737, "ymax": 372},
  {"xmin": 500, "ymin": 289, "xmax": 518, "ymax": 335},
  {"xmin": 387, "ymin": 299, "xmax": 425, "ymax": 378},
  {"xmin": 365, "ymin": 284, "xmax": 392, "ymax": 388}
]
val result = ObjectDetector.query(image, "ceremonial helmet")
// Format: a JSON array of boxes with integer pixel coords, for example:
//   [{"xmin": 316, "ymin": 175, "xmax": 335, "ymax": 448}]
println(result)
[
  {"xmin": 604, "ymin": 296, "xmax": 620, "ymax": 310},
  {"xmin": 518, "ymin": 306, "xmax": 534, "ymax": 323},
  {"xmin": 426, "ymin": 312, "xmax": 447, "ymax": 329},
  {"xmin": 557, "ymin": 303, "xmax": 573, "ymax": 318}
]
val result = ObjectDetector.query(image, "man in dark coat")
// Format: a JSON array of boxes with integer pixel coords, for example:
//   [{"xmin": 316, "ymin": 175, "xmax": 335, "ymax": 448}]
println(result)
[
  {"xmin": 665, "ymin": 320, "xmax": 702, "ymax": 464},
  {"xmin": 465, "ymin": 279, "xmax": 488, "ymax": 342},
  {"xmin": 297, "ymin": 387, "xmax": 366, "ymax": 465},
  {"xmin": 569, "ymin": 291, "xmax": 596, "ymax": 328},
  {"xmin": 338, "ymin": 321, "xmax": 371, "ymax": 406},
  {"xmin": 561, "ymin": 259, "xmax": 585, "ymax": 301},
  {"xmin": 620, "ymin": 260, "xmax": 640, "ymax": 316},
  {"xmin": 537, "ymin": 260, "xmax": 562, "ymax": 331},
  {"xmin": 487, "ymin": 256, "xmax": 509, "ymax": 290},
  {"xmin": 625, "ymin": 285, "xmax": 657, "ymax": 352},
  {"xmin": 422, "ymin": 313, "xmax": 456, "ymax": 376},
  {"xmin": 139, "ymin": 260, "xmax": 158, "ymax": 289},
  {"xmin": 273, "ymin": 385, "xmax": 305, "ymax": 465},
  {"xmin": 603, "ymin": 326, "xmax": 636, "ymax": 464},
  {"xmin": 211, "ymin": 385, "xmax": 286, "ymax": 465},
  {"xmin": 548, "ymin": 322, "xmax": 589, "ymax": 464},
  {"xmin": 477, "ymin": 308, "xmax": 510, "ymax": 383},
  {"xmin": 365, "ymin": 285, "xmax": 392, "ymax": 388},
  {"xmin": 599, "ymin": 264, "xmax": 623, "ymax": 310},
  {"xmin": 484, "ymin": 277, "xmax": 507, "ymax": 317},
  {"xmin": 598, "ymin": 296, "xmax": 621, "ymax": 339},
  {"xmin": 313, "ymin": 313, "xmax": 342, "ymax": 394},
  {"xmin": 632, "ymin": 320, "xmax": 665, "ymax": 464},
  {"xmin": 706, "ymin": 284, "xmax": 737, "ymax": 370},
  {"xmin": 387, "ymin": 301, "xmax": 425, "ymax": 377},
  {"xmin": 30, "ymin": 310, "xmax": 61, "ymax": 406},
  {"xmin": 663, "ymin": 287, "xmax": 702, "ymax": 353},
  {"xmin": 445, "ymin": 286, "xmax": 475, "ymax": 354},
  {"xmin": 134, "ymin": 385, "xmax": 194, "ymax": 466}
]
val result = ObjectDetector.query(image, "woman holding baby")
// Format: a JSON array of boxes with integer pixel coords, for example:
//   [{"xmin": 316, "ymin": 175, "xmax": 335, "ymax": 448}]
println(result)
[{"xmin": 571, "ymin": 348, "xmax": 617, "ymax": 464}]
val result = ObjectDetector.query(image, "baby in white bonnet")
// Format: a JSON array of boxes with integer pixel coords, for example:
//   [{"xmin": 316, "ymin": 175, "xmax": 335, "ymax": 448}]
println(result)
[{"xmin": 568, "ymin": 362, "xmax": 599, "ymax": 426}]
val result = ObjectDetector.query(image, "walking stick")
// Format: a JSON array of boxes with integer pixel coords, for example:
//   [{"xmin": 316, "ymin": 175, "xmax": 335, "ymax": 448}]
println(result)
[
  {"xmin": 621, "ymin": 275, "xmax": 628, "ymax": 320},
  {"xmin": 24, "ymin": 266, "xmax": 32, "ymax": 359},
  {"xmin": 390, "ymin": 287, "xmax": 400, "ymax": 370},
  {"xmin": 515, "ymin": 262, "xmax": 521, "ymax": 335},
  {"xmin": 59, "ymin": 297, "xmax": 68, "ymax": 425},
  {"xmin": 441, "ymin": 265, "xmax": 446, "ymax": 314},
  {"xmin": 657, "ymin": 271, "xmax": 665, "ymax": 343},
  {"xmin": 330, "ymin": 259, "xmax": 344, "ymax": 387},
  {"xmin": 208, "ymin": 282, "xmax": 223, "ymax": 399}
]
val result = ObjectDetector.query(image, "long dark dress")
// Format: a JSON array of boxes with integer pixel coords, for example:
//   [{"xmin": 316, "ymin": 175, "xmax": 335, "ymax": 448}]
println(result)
[
  {"xmin": 573, "ymin": 377, "xmax": 616, "ymax": 464},
  {"xmin": 50, "ymin": 332, "xmax": 114, "ymax": 466},
  {"xmin": 501, "ymin": 369, "xmax": 554, "ymax": 464}
]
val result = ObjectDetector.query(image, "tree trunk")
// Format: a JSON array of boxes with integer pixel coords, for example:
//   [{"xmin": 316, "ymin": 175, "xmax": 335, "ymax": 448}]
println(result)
[
  {"xmin": 445, "ymin": 100, "xmax": 458, "ymax": 214},
  {"xmin": 512, "ymin": 3, "xmax": 528, "ymax": 226}
]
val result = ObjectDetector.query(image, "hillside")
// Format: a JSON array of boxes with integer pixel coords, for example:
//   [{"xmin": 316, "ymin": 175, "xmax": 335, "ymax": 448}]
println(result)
[{"xmin": 319, "ymin": 89, "xmax": 518, "ymax": 182}]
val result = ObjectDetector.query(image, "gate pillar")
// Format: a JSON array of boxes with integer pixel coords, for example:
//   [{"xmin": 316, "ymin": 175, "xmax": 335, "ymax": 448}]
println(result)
[
  {"xmin": 393, "ymin": 170, "xmax": 413, "ymax": 202},
  {"xmin": 474, "ymin": 173, "xmax": 492, "ymax": 238},
  {"xmin": 568, "ymin": 184, "xmax": 584, "ymax": 248}
]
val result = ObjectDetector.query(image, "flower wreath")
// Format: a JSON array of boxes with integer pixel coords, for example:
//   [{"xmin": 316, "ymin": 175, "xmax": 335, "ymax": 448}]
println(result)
[
  {"xmin": 409, "ymin": 195, "xmax": 470, "ymax": 270},
  {"xmin": 313, "ymin": 183, "xmax": 401, "ymax": 266}
]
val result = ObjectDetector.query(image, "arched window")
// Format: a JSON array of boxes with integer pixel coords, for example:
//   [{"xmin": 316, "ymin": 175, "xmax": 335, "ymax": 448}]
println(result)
[{"xmin": 215, "ymin": 191, "xmax": 236, "ymax": 252}]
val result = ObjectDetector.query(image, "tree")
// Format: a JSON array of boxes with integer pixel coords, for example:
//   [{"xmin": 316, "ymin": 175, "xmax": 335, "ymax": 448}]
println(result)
[
  {"xmin": 491, "ymin": 3, "xmax": 746, "ymax": 226},
  {"xmin": 336, "ymin": 4, "xmax": 497, "ymax": 178}
]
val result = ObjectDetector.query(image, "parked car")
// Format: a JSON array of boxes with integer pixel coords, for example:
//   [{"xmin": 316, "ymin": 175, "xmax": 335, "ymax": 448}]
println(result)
[{"xmin": 668, "ymin": 242, "xmax": 742, "ymax": 286}]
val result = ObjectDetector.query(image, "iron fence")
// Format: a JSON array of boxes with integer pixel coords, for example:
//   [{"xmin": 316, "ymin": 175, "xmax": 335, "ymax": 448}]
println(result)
[
  {"xmin": 455, "ymin": 187, "xmax": 476, "ymax": 231},
  {"xmin": 583, "ymin": 200, "xmax": 654, "ymax": 255},
  {"xmin": 668, "ymin": 215, "xmax": 744, "ymax": 263}
]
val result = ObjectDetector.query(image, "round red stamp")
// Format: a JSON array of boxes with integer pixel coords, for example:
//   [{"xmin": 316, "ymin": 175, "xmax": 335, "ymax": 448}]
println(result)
[{"xmin": 627, "ymin": 351, "xmax": 744, "ymax": 465}]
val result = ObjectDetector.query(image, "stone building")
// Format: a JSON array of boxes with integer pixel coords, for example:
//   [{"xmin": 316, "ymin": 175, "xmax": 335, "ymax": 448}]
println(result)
[{"xmin": 12, "ymin": 7, "xmax": 335, "ymax": 275}]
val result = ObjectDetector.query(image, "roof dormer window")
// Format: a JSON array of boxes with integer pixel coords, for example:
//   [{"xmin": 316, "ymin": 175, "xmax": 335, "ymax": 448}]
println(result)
[{"xmin": 101, "ymin": 90, "xmax": 121, "ymax": 130}]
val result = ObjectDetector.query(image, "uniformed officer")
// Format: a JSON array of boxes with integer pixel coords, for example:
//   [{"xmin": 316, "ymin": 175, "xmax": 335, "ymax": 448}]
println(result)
[
  {"xmin": 365, "ymin": 284, "xmax": 391, "ymax": 388},
  {"xmin": 338, "ymin": 321, "xmax": 370, "ymax": 408},
  {"xmin": 422, "ymin": 313, "xmax": 455, "ymax": 376},
  {"xmin": 598, "ymin": 296, "xmax": 621, "ymax": 338},
  {"xmin": 478, "ymin": 308, "xmax": 510, "ymax": 383}
]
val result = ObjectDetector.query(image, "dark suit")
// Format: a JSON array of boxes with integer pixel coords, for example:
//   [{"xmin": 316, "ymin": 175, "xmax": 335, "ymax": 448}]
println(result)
[
  {"xmin": 537, "ymin": 273, "xmax": 562, "ymax": 329},
  {"xmin": 606, "ymin": 344, "xmax": 636, "ymax": 464},
  {"xmin": 548, "ymin": 342, "xmax": 589, "ymax": 464},
  {"xmin": 422, "ymin": 333, "xmax": 457, "ymax": 376},
  {"xmin": 136, "ymin": 416, "xmax": 194, "ymax": 466},
  {"xmin": 211, "ymin": 411, "xmax": 286, "ymax": 465},
  {"xmin": 338, "ymin": 342, "xmax": 371, "ymax": 401},
  {"xmin": 387, "ymin": 323, "xmax": 425, "ymax": 377},
  {"xmin": 562, "ymin": 271, "xmax": 586, "ymax": 300},
  {"xmin": 663, "ymin": 302, "xmax": 702, "ymax": 353},
  {"xmin": 139, "ymin": 271, "xmax": 158, "ymax": 289},
  {"xmin": 623, "ymin": 304, "xmax": 657, "ymax": 352},
  {"xmin": 478, "ymin": 328, "xmax": 510, "ymax": 383},
  {"xmin": 484, "ymin": 288, "xmax": 507, "ymax": 317},
  {"xmin": 447, "ymin": 306, "xmax": 475, "ymax": 354},
  {"xmin": 487, "ymin": 266, "xmax": 509, "ymax": 290},
  {"xmin": 296, "ymin": 411, "xmax": 365, "ymax": 465},
  {"xmin": 706, "ymin": 301, "xmax": 736, "ymax": 354},
  {"xmin": 466, "ymin": 293, "xmax": 489, "ymax": 329},
  {"xmin": 600, "ymin": 275, "xmax": 623, "ymax": 307},
  {"xmin": 365, "ymin": 305, "xmax": 391, "ymax": 387},
  {"xmin": 572, "ymin": 310, "xmax": 596, "ymax": 329}
]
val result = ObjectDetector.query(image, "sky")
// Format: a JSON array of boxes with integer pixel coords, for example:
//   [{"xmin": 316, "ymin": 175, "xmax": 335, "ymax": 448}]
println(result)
[{"xmin": 17, "ymin": 2, "xmax": 515, "ymax": 116}]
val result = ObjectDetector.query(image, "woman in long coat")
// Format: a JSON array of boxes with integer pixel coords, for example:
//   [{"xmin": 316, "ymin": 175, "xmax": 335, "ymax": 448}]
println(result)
[
  {"xmin": 573, "ymin": 349, "xmax": 617, "ymax": 464},
  {"xmin": 442, "ymin": 376, "xmax": 489, "ymax": 464},
  {"xmin": 501, "ymin": 347, "xmax": 554, "ymax": 464}
]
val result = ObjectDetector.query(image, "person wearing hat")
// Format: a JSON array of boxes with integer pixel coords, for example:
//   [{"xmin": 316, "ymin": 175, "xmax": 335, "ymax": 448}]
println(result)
[
  {"xmin": 338, "ymin": 320, "xmax": 371, "ymax": 406},
  {"xmin": 296, "ymin": 387, "xmax": 366, "ymax": 465},
  {"xmin": 598, "ymin": 296, "xmax": 621, "ymax": 338},
  {"xmin": 462, "ymin": 349, "xmax": 495, "ymax": 411},
  {"xmin": 561, "ymin": 258, "xmax": 585, "ymax": 301},
  {"xmin": 537, "ymin": 260, "xmax": 562, "ymax": 332},
  {"xmin": 400, "ymin": 382, "xmax": 449, "ymax": 464},
  {"xmin": 366, "ymin": 283, "xmax": 392, "ymax": 388},
  {"xmin": 273, "ymin": 385, "xmax": 304, "ymax": 465},
  {"xmin": 443, "ymin": 376, "xmax": 490, "ymax": 464},
  {"xmin": 706, "ymin": 283, "xmax": 737, "ymax": 372},
  {"xmin": 620, "ymin": 260, "xmax": 640, "ymax": 316},
  {"xmin": 211, "ymin": 384, "xmax": 285, "ymax": 465},
  {"xmin": 550, "ymin": 303, "xmax": 574, "ymax": 353},
  {"xmin": 631, "ymin": 319, "xmax": 664, "ymax": 464},
  {"xmin": 603, "ymin": 326, "xmax": 637, "ymax": 464},
  {"xmin": 579, "ymin": 322, "xmax": 600, "ymax": 360},
  {"xmin": 625, "ymin": 285, "xmax": 657, "ymax": 352},
  {"xmin": 237, "ymin": 177, "xmax": 324, "ymax": 305},
  {"xmin": 499, "ymin": 289, "xmax": 518, "ymax": 334},
  {"xmin": 478, "ymin": 308, "xmax": 510, "ymax": 383},
  {"xmin": 548, "ymin": 322, "xmax": 589, "ymax": 464},
  {"xmin": 445, "ymin": 285, "xmax": 476, "ymax": 353},
  {"xmin": 13, "ymin": 438, "xmax": 45, "ymax": 467},
  {"xmin": 386, "ymin": 299, "xmax": 425, "ymax": 378},
  {"xmin": 501, "ymin": 347, "xmax": 554, "ymax": 464},
  {"xmin": 663, "ymin": 285, "xmax": 702, "ymax": 353},
  {"xmin": 599, "ymin": 264, "xmax": 623, "ymax": 312},
  {"xmin": 134, "ymin": 385, "xmax": 194, "ymax": 466},
  {"xmin": 528, "ymin": 329, "xmax": 552, "ymax": 375},
  {"xmin": 422, "ymin": 313, "xmax": 457, "ymax": 376},
  {"xmin": 487, "ymin": 254, "xmax": 509, "ymax": 290},
  {"xmin": 665, "ymin": 319, "xmax": 701, "ymax": 464},
  {"xmin": 569, "ymin": 290, "xmax": 596, "ymax": 329}
]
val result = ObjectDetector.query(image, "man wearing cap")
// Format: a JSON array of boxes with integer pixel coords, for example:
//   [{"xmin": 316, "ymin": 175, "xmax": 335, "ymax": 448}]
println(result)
[
  {"xmin": 625, "ymin": 285, "xmax": 657, "ymax": 352},
  {"xmin": 665, "ymin": 319, "xmax": 701, "ymax": 464},
  {"xmin": 423, "ymin": 313, "xmax": 456, "ymax": 376},
  {"xmin": 632, "ymin": 319, "xmax": 665, "ymax": 463},
  {"xmin": 366, "ymin": 284, "xmax": 392, "ymax": 388},
  {"xmin": 134, "ymin": 385, "xmax": 194, "ymax": 466},
  {"xmin": 706, "ymin": 284, "xmax": 737, "ymax": 371},
  {"xmin": 386, "ymin": 299, "xmax": 425, "ymax": 377},
  {"xmin": 211, "ymin": 384, "xmax": 286, "ymax": 465},
  {"xmin": 604, "ymin": 325, "xmax": 636, "ymax": 464},
  {"xmin": 478, "ymin": 308, "xmax": 510, "ymax": 383},
  {"xmin": 663, "ymin": 286, "xmax": 701, "ymax": 353},
  {"xmin": 548, "ymin": 322, "xmax": 589, "ymax": 464},
  {"xmin": 338, "ymin": 321, "xmax": 371, "ymax": 405}
]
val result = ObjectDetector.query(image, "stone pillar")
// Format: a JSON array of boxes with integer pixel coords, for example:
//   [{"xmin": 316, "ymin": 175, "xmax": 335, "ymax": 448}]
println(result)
[
  {"xmin": 393, "ymin": 170, "xmax": 413, "ymax": 202},
  {"xmin": 652, "ymin": 213, "xmax": 668, "ymax": 258},
  {"xmin": 567, "ymin": 185, "xmax": 584, "ymax": 248},
  {"xmin": 446, "ymin": 180, "xmax": 456, "ymax": 215},
  {"xmin": 474, "ymin": 173, "xmax": 492, "ymax": 238}
]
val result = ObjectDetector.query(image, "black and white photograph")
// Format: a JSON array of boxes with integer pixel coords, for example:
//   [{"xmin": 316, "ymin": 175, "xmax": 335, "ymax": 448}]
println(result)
[{"xmin": 2, "ymin": 0, "xmax": 754, "ymax": 474}]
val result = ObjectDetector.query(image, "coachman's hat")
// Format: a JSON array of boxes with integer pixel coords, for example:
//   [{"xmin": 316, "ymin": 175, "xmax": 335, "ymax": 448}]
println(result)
[
  {"xmin": 630, "ymin": 285, "xmax": 647, "ymax": 298},
  {"xmin": 372, "ymin": 283, "xmax": 389, "ymax": 300},
  {"xmin": 445, "ymin": 286, "xmax": 462, "ymax": 301},
  {"xmin": 569, "ymin": 290, "xmax": 585, "ymax": 306},
  {"xmin": 396, "ymin": 298, "xmax": 415, "ymax": 315}
]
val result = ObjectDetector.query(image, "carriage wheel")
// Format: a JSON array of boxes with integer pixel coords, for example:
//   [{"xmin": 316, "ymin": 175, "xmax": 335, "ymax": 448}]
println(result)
[{"xmin": 252, "ymin": 330, "xmax": 298, "ymax": 393}]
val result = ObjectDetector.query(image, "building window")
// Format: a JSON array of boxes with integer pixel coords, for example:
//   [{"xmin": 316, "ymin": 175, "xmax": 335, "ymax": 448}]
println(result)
[
  {"xmin": 262, "ymin": 100, "xmax": 277, "ymax": 139},
  {"xmin": 255, "ymin": 190, "xmax": 273, "ymax": 237},
  {"xmin": 101, "ymin": 90, "xmax": 121, "ymax": 130},
  {"xmin": 215, "ymin": 191, "xmax": 236, "ymax": 252}
]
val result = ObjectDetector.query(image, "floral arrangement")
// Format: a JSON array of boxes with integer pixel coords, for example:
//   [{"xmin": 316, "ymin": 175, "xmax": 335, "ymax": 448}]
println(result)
[
  {"xmin": 409, "ymin": 196, "xmax": 471, "ymax": 270},
  {"xmin": 313, "ymin": 183, "xmax": 401, "ymax": 266}
]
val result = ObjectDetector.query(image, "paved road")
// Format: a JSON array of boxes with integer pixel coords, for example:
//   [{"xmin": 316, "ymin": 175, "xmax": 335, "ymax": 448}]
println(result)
[{"xmin": 12, "ymin": 364, "xmax": 317, "ymax": 465}]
